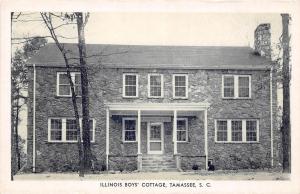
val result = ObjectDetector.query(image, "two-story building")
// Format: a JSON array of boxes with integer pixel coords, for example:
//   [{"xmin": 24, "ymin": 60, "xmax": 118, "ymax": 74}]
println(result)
[{"xmin": 26, "ymin": 23, "xmax": 281, "ymax": 172}]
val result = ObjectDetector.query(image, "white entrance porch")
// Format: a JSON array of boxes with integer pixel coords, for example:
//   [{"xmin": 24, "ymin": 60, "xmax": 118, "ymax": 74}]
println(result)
[{"xmin": 105, "ymin": 102, "xmax": 210, "ymax": 171}]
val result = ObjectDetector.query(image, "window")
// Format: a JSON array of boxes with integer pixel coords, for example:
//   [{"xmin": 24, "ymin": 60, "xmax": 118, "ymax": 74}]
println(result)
[
  {"xmin": 173, "ymin": 74, "xmax": 188, "ymax": 98},
  {"xmin": 123, "ymin": 74, "xmax": 138, "ymax": 97},
  {"xmin": 48, "ymin": 118, "xmax": 95, "ymax": 142},
  {"xmin": 231, "ymin": 120, "xmax": 243, "ymax": 142},
  {"xmin": 57, "ymin": 72, "xmax": 81, "ymax": 97},
  {"xmin": 222, "ymin": 75, "xmax": 251, "ymax": 98},
  {"xmin": 50, "ymin": 119, "xmax": 62, "ymax": 141},
  {"xmin": 148, "ymin": 74, "xmax": 163, "ymax": 98},
  {"xmin": 177, "ymin": 118, "xmax": 188, "ymax": 142},
  {"xmin": 123, "ymin": 118, "xmax": 137, "ymax": 142},
  {"xmin": 246, "ymin": 120, "xmax": 258, "ymax": 142},
  {"xmin": 216, "ymin": 120, "xmax": 227, "ymax": 141},
  {"xmin": 215, "ymin": 119, "xmax": 259, "ymax": 143},
  {"xmin": 66, "ymin": 119, "xmax": 77, "ymax": 141}
]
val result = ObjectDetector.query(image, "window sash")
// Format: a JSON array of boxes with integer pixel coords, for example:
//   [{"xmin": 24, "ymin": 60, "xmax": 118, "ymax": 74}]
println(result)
[
  {"xmin": 57, "ymin": 72, "xmax": 81, "ymax": 97},
  {"xmin": 148, "ymin": 74, "xmax": 163, "ymax": 97},
  {"xmin": 123, "ymin": 74, "xmax": 138, "ymax": 97},
  {"xmin": 173, "ymin": 75, "xmax": 188, "ymax": 98},
  {"xmin": 176, "ymin": 118, "xmax": 188, "ymax": 142},
  {"xmin": 123, "ymin": 118, "xmax": 137, "ymax": 142}
]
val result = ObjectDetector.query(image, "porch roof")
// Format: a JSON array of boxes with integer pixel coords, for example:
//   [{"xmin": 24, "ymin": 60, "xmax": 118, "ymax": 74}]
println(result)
[{"xmin": 106, "ymin": 103, "xmax": 209, "ymax": 115}]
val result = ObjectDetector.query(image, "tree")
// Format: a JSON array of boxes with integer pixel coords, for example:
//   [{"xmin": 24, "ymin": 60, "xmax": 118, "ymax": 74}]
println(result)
[
  {"xmin": 40, "ymin": 12, "xmax": 92, "ymax": 176},
  {"xmin": 11, "ymin": 35, "xmax": 47, "ymax": 177},
  {"xmin": 281, "ymin": 13, "xmax": 291, "ymax": 173}
]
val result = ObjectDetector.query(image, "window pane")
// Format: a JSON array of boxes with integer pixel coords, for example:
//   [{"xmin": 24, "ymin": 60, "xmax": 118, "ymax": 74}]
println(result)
[
  {"xmin": 59, "ymin": 74, "xmax": 69, "ymax": 84},
  {"xmin": 175, "ymin": 76, "xmax": 186, "ymax": 87},
  {"xmin": 238, "ymin": 77, "xmax": 250, "ymax": 97},
  {"xmin": 150, "ymin": 86, "xmax": 161, "ymax": 96},
  {"xmin": 175, "ymin": 87, "xmax": 186, "ymax": 97},
  {"xmin": 75, "ymin": 85, "xmax": 81, "ymax": 96},
  {"xmin": 125, "ymin": 120, "xmax": 136, "ymax": 131},
  {"xmin": 223, "ymin": 76, "xmax": 234, "ymax": 97},
  {"xmin": 51, "ymin": 131, "xmax": 62, "ymax": 140},
  {"xmin": 217, "ymin": 121, "xmax": 227, "ymax": 141},
  {"xmin": 125, "ymin": 86, "xmax": 136, "ymax": 96},
  {"xmin": 150, "ymin": 76, "xmax": 161, "ymax": 86},
  {"xmin": 231, "ymin": 121, "xmax": 242, "ymax": 141},
  {"xmin": 59, "ymin": 85, "xmax": 71, "ymax": 96},
  {"xmin": 125, "ymin": 75, "xmax": 136, "ymax": 85},
  {"xmin": 177, "ymin": 131, "xmax": 186, "ymax": 141},
  {"xmin": 51, "ymin": 119, "xmax": 62, "ymax": 129},
  {"xmin": 246, "ymin": 120, "xmax": 257, "ymax": 141},
  {"xmin": 177, "ymin": 120, "xmax": 186, "ymax": 130},
  {"xmin": 150, "ymin": 125, "xmax": 161, "ymax": 140},
  {"xmin": 125, "ymin": 131, "xmax": 136, "ymax": 141}
]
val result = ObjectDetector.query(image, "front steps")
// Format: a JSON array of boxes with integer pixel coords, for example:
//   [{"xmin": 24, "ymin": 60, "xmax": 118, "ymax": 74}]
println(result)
[{"xmin": 141, "ymin": 154, "xmax": 179, "ymax": 172}]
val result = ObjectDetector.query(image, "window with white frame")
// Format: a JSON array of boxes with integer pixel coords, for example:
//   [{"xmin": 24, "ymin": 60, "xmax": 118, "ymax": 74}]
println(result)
[
  {"xmin": 123, "ymin": 74, "xmax": 138, "ymax": 97},
  {"xmin": 222, "ymin": 75, "xmax": 251, "ymax": 98},
  {"xmin": 216, "ymin": 120, "xmax": 227, "ymax": 142},
  {"xmin": 57, "ymin": 72, "xmax": 81, "ymax": 97},
  {"xmin": 123, "ymin": 118, "xmax": 137, "ymax": 142},
  {"xmin": 215, "ymin": 119, "xmax": 259, "ymax": 143},
  {"xmin": 177, "ymin": 118, "xmax": 188, "ymax": 142},
  {"xmin": 148, "ymin": 74, "xmax": 163, "ymax": 98},
  {"xmin": 48, "ymin": 118, "xmax": 95, "ymax": 142},
  {"xmin": 173, "ymin": 74, "xmax": 188, "ymax": 98}
]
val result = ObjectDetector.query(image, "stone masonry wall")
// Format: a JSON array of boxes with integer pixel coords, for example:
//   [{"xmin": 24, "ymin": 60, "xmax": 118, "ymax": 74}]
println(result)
[{"xmin": 26, "ymin": 66, "xmax": 280, "ymax": 171}]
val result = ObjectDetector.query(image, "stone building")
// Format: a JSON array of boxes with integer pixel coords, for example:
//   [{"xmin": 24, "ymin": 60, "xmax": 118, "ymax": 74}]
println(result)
[{"xmin": 25, "ymin": 23, "xmax": 281, "ymax": 172}]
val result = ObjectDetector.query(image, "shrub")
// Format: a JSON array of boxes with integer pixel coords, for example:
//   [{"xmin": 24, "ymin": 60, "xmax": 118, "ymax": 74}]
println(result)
[{"xmin": 192, "ymin": 164, "xmax": 199, "ymax": 170}]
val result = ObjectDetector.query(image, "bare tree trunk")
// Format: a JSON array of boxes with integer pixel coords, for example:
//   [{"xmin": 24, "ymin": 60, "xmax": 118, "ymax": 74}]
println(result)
[
  {"xmin": 40, "ymin": 13, "xmax": 85, "ymax": 176},
  {"xmin": 76, "ymin": 12, "xmax": 91, "ymax": 171},
  {"xmin": 281, "ymin": 13, "xmax": 291, "ymax": 173},
  {"xmin": 15, "ymin": 91, "xmax": 21, "ymax": 170}
]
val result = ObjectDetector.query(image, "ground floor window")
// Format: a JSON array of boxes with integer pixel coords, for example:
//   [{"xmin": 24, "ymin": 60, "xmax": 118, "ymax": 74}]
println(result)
[
  {"xmin": 122, "ymin": 118, "xmax": 137, "ymax": 142},
  {"xmin": 215, "ymin": 119, "xmax": 259, "ymax": 143},
  {"xmin": 177, "ymin": 118, "xmax": 188, "ymax": 142},
  {"xmin": 48, "ymin": 118, "xmax": 95, "ymax": 142}
]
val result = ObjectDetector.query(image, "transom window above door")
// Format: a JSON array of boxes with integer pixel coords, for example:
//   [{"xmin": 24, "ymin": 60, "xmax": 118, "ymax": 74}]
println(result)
[
  {"xmin": 123, "ymin": 74, "xmax": 138, "ymax": 98},
  {"xmin": 148, "ymin": 74, "xmax": 163, "ymax": 98}
]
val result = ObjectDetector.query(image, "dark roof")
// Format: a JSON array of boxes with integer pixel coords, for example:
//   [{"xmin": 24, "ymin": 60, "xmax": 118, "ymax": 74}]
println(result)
[{"xmin": 27, "ymin": 43, "xmax": 272, "ymax": 70}]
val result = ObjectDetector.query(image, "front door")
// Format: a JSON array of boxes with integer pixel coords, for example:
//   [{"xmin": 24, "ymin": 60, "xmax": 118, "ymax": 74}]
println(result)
[{"xmin": 147, "ymin": 122, "xmax": 164, "ymax": 154}]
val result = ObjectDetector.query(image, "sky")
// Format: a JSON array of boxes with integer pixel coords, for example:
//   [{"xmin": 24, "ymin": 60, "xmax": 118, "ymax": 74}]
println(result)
[
  {"xmin": 12, "ymin": 12, "xmax": 283, "ymax": 145},
  {"xmin": 13, "ymin": 13, "xmax": 282, "ymax": 47}
]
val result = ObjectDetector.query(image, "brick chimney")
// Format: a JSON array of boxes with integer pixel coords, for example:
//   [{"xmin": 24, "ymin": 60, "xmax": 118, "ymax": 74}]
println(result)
[{"xmin": 254, "ymin": 23, "xmax": 271, "ymax": 59}]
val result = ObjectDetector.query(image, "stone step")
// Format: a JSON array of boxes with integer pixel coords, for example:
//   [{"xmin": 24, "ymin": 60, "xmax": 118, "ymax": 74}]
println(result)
[{"xmin": 142, "ymin": 154, "xmax": 177, "ymax": 171}]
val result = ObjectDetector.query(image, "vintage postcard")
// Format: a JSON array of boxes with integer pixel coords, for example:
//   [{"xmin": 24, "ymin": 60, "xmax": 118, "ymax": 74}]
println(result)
[{"xmin": 1, "ymin": 0, "xmax": 299, "ymax": 194}]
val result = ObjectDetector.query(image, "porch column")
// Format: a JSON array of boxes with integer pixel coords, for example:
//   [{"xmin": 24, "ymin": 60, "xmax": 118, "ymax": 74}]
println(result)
[
  {"xmin": 204, "ymin": 109, "xmax": 208, "ymax": 170},
  {"xmin": 173, "ymin": 110, "xmax": 178, "ymax": 154},
  {"xmin": 106, "ymin": 108, "xmax": 110, "ymax": 171},
  {"xmin": 137, "ymin": 109, "xmax": 142, "ymax": 170}
]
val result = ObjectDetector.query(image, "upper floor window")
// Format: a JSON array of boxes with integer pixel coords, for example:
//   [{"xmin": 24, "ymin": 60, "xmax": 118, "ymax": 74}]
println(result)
[
  {"xmin": 122, "ymin": 118, "xmax": 137, "ymax": 142},
  {"xmin": 148, "ymin": 74, "xmax": 163, "ymax": 98},
  {"xmin": 123, "ymin": 73, "xmax": 138, "ymax": 98},
  {"xmin": 57, "ymin": 72, "xmax": 81, "ymax": 97},
  {"xmin": 215, "ymin": 119, "xmax": 259, "ymax": 143},
  {"xmin": 173, "ymin": 74, "xmax": 188, "ymax": 99},
  {"xmin": 222, "ymin": 75, "xmax": 251, "ymax": 99},
  {"xmin": 48, "ymin": 118, "xmax": 95, "ymax": 142}
]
